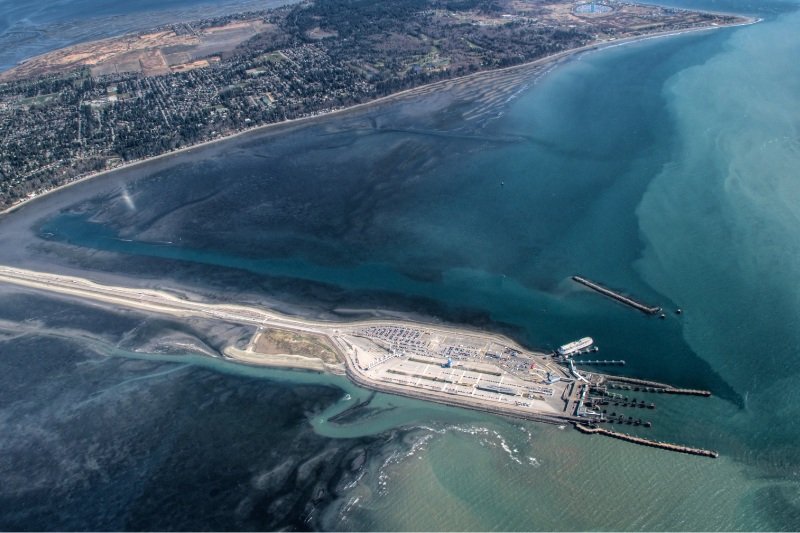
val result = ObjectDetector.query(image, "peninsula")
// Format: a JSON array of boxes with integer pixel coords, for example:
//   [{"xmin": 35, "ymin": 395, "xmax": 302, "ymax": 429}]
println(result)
[
  {"xmin": 0, "ymin": 0, "xmax": 751, "ymax": 210},
  {"xmin": 0, "ymin": 265, "xmax": 718, "ymax": 457}
]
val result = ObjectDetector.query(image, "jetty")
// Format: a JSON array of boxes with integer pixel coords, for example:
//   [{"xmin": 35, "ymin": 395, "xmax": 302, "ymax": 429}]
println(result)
[
  {"xmin": 604, "ymin": 377, "xmax": 712, "ymax": 397},
  {"xmin": 572, "ymin": 275, "xmax": 662, "ymax": 315},
  {"xmin": 575, "ymin": 424, "xmax": 719, "ymax": 458},
  {"xmin": 0, "ymin": 264, "xmax": 719, "ymax": 460},
  {"xmin": 661, "ymin": 388, "xmax": 712, "ymax": 397}
]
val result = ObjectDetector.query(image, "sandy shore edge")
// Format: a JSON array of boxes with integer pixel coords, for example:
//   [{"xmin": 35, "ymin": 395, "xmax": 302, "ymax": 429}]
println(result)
[
  {"xmin": 0, "ymin": 15, "xmax": 758, "ymax": 217},
  {"xmin": 223, "ymin": 345, "xmax": 345, "ymax": 373},
  {"xmin": 2, "ymin": 265, "xmax": 718, "ymax": 432},
  {"xmin": 0, "ymin": 264, "xmax": 548, "ymax": 358}
]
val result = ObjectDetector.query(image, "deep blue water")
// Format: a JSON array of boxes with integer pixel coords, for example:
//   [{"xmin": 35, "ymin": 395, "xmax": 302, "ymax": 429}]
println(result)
[
  {"xmin": 1, "ymin": 0, "xmax": 800, "ymax": 529},
  {"xmin": 0, "ymin": 293, "xmax": 380, "ymax": 531}
]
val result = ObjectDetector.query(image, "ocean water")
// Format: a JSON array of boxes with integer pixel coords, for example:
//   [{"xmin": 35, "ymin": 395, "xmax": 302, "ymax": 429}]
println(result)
[
  {"xmin": 1, "ymin": 0, "xmax": 800, "ymax": 529},
  {"xmin": 0, "ymin": 291, "xmax": 383, "ymax": 531},
  {"xmin": 637, "ymin": 6, "xmax": 800, "ymax": 476}
]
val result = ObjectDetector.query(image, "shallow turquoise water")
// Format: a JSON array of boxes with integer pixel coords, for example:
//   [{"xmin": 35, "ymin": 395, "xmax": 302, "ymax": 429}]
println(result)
[
  {"xmin": 637, "ymin": 5, "xmax": 800, "ymax": 487},
  {"xmin": 1, "ymin": 0, "xmax": 800, "ymax": 529}
]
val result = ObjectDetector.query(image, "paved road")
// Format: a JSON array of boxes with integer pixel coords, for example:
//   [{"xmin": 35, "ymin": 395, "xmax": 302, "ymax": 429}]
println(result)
[{"xmin": 0, "ymin": 264, "xmax": 579, "ymax": 423}]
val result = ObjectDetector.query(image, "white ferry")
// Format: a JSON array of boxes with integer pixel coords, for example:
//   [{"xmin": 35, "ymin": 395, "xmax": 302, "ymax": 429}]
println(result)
[{"xmin": 557, "ymin": 337, "xmax": 594, "ymax": 356}]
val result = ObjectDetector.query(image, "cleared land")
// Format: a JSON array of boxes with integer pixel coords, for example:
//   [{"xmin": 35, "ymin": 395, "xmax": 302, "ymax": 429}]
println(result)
[
  {"xmin": 0, "ymin": 21, "xmax": 273, "ymax": 81},
  {"xmin": 254, "ymin": 327, "xmax": 341, "ymax": 364},
  {"xmin": 222, "ymin": 327, "xmax": 345, "ymax": 373},
  {"xmin": 0, "ymin": 1, "xmax": 731, "ymax": 82}
]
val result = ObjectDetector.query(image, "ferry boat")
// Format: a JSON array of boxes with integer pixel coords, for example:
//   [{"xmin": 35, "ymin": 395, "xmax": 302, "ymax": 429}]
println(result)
[{"xmin": 557, "ymin": 337, "xmax": 594, "ymax": 356}]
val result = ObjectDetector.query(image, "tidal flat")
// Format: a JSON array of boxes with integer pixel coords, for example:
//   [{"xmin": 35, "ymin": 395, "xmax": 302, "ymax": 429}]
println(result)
[{"xmin": 1, "ymin": 1, "xmax": 800, "ymax": 527}]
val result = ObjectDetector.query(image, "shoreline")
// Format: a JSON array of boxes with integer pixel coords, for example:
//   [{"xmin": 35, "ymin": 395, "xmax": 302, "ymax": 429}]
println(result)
[
  {"xmin": 0, "ymin": 264, "xmax": 721, "ymax": 458},
  {"xmin": 0, "ymin": 264, "xmax": 550, "ymax": 359},
  {"xmin": 0, "ymin": 14, "xmax": 757, "ymax": 218},
  {"xmin": 0, "ymin": 264, "xmax": 576, "ymax": 420}
]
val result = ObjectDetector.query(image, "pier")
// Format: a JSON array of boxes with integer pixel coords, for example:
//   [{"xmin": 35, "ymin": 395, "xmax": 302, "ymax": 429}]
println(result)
[
  {"xmin": 572, "ymin": 275, "xmax": 662, "ymax": 315},
  {"xmin": 574, "ymin": 424, "xmax": 719, "ymax": 458},
  {"xmin": 572, "ymin": 359, "xmax": 625, "ymax": 366},
  {"xmin": 0, "ymin": 264, "xmax": 721, "ymax": 459},
  {"xmin": 605, "ymin": 377, "xmax": 712, "ymax": 397},
  {"xmin": 605, "ymin": 375, "xmax": 673, "ymax": 388}
]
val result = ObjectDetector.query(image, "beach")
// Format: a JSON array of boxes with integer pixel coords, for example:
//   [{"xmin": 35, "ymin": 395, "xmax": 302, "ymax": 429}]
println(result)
[
  {"xmin": 0, "ymin": 264, "xmax": 580, "ymax": 424},
  {"xmin": 1, "ymin": 17, "xmax": 756, "ymax": 218},
  {"xmin": 1, "ymin": 1, "xmax": 797, "ymax": 527}
]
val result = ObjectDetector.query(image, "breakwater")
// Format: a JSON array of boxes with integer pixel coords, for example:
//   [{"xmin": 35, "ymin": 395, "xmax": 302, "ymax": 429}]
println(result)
[
  {"xmin": 574, "ymin": 424, "xmax": 719, "ymax": 458},
  {"xmin": 573, "ymin": 276, "xmax": 662, "ymax": 315},
  {"xmin": 661, "ymin": 388, "xmax": 712, "ymax": 397}
]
